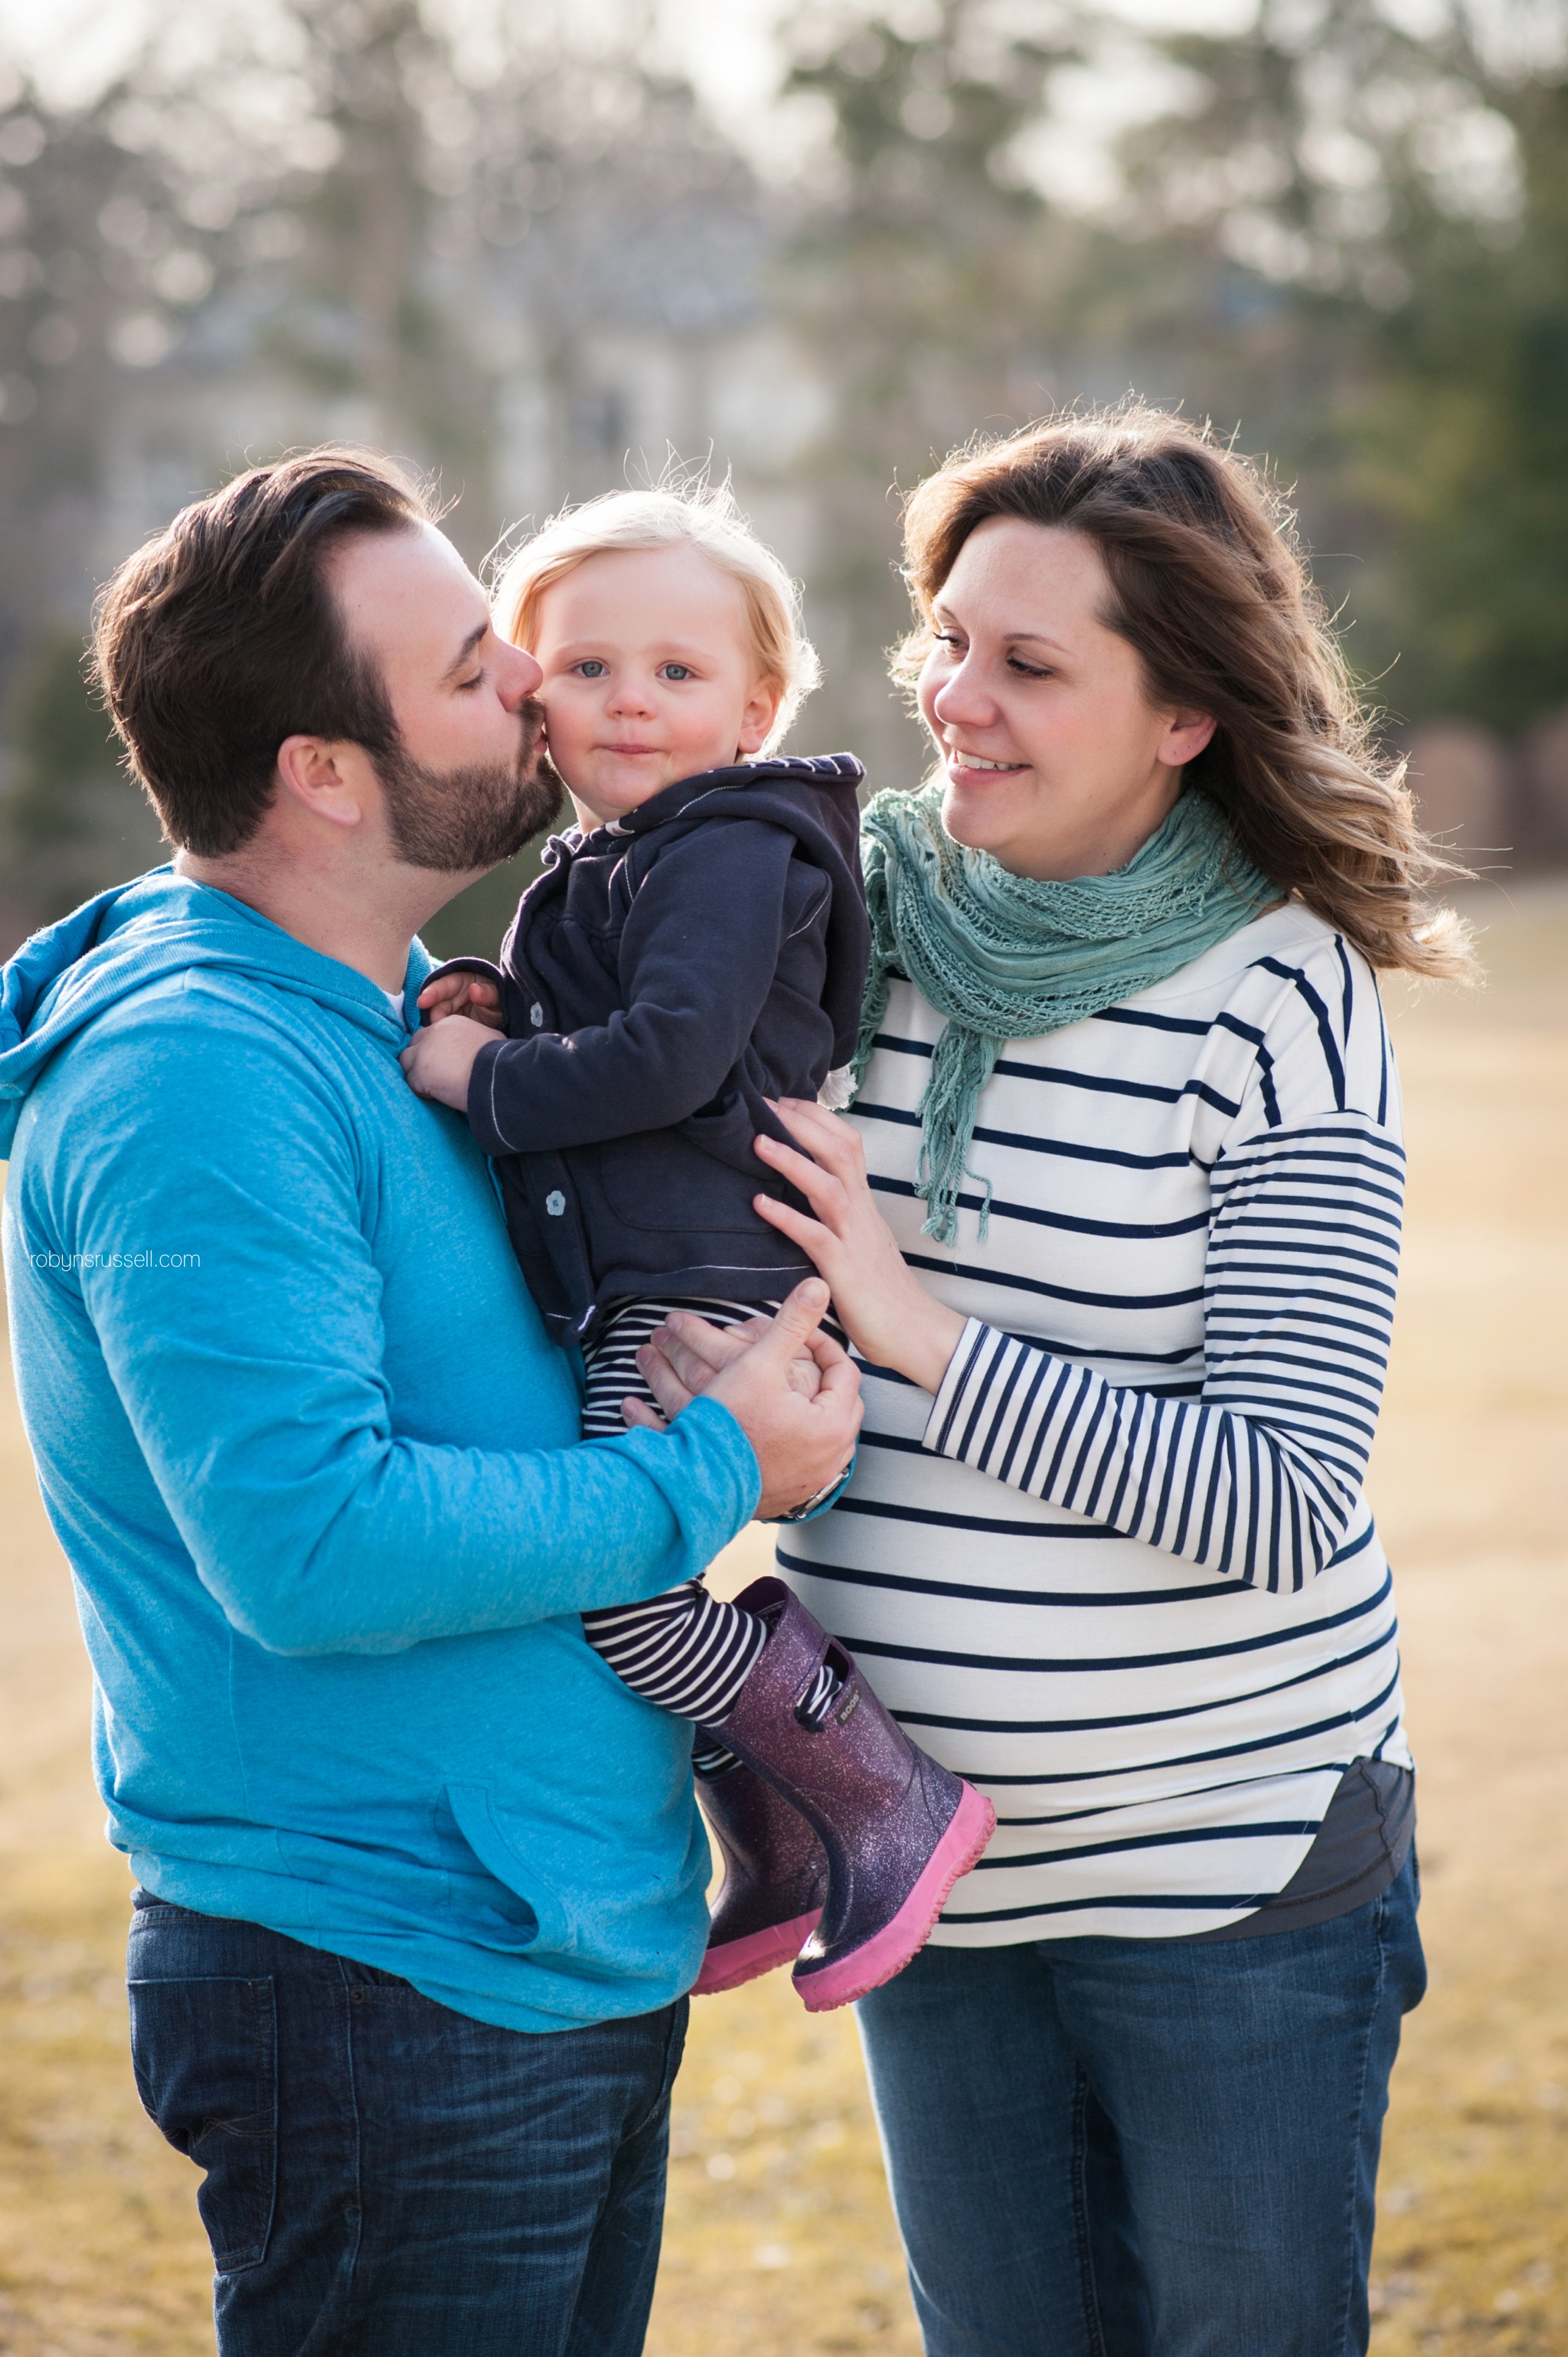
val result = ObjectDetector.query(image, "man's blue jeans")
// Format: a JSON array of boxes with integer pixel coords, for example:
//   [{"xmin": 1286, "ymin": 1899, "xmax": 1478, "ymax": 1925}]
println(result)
[
  {"xmin": 126, "ymin": 1897, "xmax": 688, "ymax": 2356},
  {"xmin": 854, "ymin": 1852, "xmax": 1425, "ymax": 2357}
]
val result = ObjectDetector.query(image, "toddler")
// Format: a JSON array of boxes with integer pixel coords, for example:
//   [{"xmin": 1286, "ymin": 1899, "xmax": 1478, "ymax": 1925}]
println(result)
[{"xmin": 401, "ymin": 485, "xmax": 992, "ymax": 2010}]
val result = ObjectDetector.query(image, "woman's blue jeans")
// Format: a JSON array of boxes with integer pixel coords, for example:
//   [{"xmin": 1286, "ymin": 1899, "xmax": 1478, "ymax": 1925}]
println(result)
[
  {"xmin": 126, "ymin": 1898, "xmax": 687, "ymax": 2357},
  {"xmin": 854, "ymin": 1852, "xmax": 1425, "ymax": 2357}
]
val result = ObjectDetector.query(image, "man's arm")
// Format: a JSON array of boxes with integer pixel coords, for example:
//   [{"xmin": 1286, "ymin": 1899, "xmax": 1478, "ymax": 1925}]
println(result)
[{"xmin": 51, "ymin": 1006, "xmax": 853, "ymax": 1656}]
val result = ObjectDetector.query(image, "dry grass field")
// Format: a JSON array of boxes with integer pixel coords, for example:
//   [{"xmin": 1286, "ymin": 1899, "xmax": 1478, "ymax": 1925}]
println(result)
[{"xmin": 1, "ymin": 881, "xmax": 1563, "ymax": 2357}]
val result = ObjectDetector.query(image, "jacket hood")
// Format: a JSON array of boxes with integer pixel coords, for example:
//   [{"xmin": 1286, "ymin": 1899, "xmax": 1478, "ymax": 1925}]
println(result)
[
  {"xmin": 566, "ymin": 754, "xmax": 865, "ymax": 868},
  {"xmin": 0, "ymin": 865, "xmax": 431, "ymax": 1158}
]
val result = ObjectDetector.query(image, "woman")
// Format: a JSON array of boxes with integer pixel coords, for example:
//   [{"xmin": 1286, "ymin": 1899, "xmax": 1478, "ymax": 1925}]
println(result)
[{"xmin": 651, "ymin": 409, "xmax": 1470, "ymax": 2354}]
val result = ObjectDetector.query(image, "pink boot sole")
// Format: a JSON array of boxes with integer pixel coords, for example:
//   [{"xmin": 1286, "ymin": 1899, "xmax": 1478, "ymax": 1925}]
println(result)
[
  {"xmin": 694, "ymin": 1907, "xmax": 825, "ymax": 1997},
  {"xmin": 795, "ymin": 1782, "xmax": 995, "ymax": 2013}
]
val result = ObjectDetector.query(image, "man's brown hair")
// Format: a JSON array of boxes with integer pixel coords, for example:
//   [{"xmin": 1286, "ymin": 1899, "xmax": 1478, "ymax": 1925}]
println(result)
[{"xmin": 92, "ymin": 449, "xmax": 431, "ymax": 857}]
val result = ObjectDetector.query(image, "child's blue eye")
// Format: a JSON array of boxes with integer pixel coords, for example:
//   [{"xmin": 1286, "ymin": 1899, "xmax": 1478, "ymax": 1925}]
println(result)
[
  {"xmin": 577, "ymin": 660, "xmax": 609, "ymax": 679},
  {"xmin": 658, "ymin": 663, "xmax": 694, "ymax": 682}
]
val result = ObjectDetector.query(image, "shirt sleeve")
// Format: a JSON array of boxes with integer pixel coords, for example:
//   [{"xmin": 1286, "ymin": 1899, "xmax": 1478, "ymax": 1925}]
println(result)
[
  {"xmin": 51, "ymin": 999, "xmax": 760, "ymax": 1657},
  {"xmin": 467, "ymin": 821, "xmax": 805, "ymax": 1156},
  {"xmin": 920, "ymin": 938, "xmax": 1405, "ymax": 1594}
]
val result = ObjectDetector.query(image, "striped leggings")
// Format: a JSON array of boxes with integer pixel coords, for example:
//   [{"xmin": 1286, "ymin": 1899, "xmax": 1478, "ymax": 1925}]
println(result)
[{"xmin": 578, "ymin": 1296, "xmax": 837, "ymax": 1757}]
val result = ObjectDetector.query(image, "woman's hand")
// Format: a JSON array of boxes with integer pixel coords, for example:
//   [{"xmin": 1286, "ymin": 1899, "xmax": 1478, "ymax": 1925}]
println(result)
[{"xmin": 750, "ymin": 1100, "xmax": 966, "ymax": 1396}]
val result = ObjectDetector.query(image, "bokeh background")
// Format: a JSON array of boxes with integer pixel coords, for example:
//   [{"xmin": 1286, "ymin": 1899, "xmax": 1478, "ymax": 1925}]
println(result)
[
  {"xmin": 0, "ymin": 0, "xmax": 1564, "ymax": 2351},
  {"xmin": 2, "ymin": 0, "xmax": 1567, "ymax": 952}
]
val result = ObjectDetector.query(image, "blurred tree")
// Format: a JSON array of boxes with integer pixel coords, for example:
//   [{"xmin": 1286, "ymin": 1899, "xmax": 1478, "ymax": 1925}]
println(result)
[
  {"xmin": 777, "ymin": 2, "xmax": 1085, "ymax": 786},
  {"xmin": 253, "ymin": 0, "xmax": 501, "ymax": 558},
  {"xmin": 1114, "ymin": 0, "xmax": 1568, "ymax": 732},
  {"xmin": 395, "ymin": 27, "xmax": 773, "ymax": 962},
  {"xmin": 0, "ymin": 2, "xmax": 775, "ymax": 948},
  {"xmin": 1346, "ymin": 71, "xmax": 1568, "ymax": 731},
  {"xmin": 5, "ymin": 629, "xmax": 164, "ymax": 922},
  {"xmin": 782, "ymin": 0, "xmax": 1568, "ymax": 751},
  {"xmin": 0, "ymin": 65, "xmax": 245, "ymax": 926},
  {"xmin": 0, "ymin": 77, "xmax": 230, "ymax": 667}
]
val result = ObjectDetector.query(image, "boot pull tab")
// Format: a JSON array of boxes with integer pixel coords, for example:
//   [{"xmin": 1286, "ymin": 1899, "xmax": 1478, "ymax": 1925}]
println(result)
[{"xmin": 795, "ymin": 1642, "xmax": 853, "ymax": 1731}]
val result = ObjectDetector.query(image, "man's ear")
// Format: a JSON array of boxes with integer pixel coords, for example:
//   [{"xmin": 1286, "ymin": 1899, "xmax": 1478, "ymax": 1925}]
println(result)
[
  {"xmin": 274, "ymin": 735, "xmax": 377, "ymax": 830},
  {"xmin": 737, "ymin": 678, "xmax": 786, "ymax": 759}
]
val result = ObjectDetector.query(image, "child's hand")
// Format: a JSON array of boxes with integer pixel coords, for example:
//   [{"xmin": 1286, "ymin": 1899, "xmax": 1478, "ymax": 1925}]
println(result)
[
  {"xmin": 416, "ymin": 973, "xmax": 505, "ymax": 1030},
  {"xmin": 399, "ymin": 1015, "xmax": 497, "ymax": 1113}
]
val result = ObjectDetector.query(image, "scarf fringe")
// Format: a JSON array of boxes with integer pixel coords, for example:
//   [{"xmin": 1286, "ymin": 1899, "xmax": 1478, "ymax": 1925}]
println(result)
[{"xmin": 916, "ymin": 1022, "xmax": 998, "ymax": 1246}]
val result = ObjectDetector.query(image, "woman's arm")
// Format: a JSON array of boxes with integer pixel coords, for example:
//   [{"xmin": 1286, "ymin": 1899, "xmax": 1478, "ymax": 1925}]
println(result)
[{"xmin": 748, "ymin": 1094, "xmax": 1404, "ymax": 1597}]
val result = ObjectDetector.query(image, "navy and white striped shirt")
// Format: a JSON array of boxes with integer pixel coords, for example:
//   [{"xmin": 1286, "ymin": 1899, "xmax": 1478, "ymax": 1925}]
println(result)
[{"xmin": 780, "ymin": 904, "xmax": 1411, "ymax": 1940}]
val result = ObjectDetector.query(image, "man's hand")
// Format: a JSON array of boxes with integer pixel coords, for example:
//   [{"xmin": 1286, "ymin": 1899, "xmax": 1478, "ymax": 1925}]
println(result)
[
  {"xmin": 675, "ymin": 1283, "xmax": 858, "ymax": 1518},
  {"xmin": 629, "ymin": 1280, "xmax": 861, "ymax": 1518},
  {"xmin": 416, "ymin": 972, "xmax": 506, "ymax": 1029},
  {"xmin": 400, "ymin": 1014, "xmax": 497, "ymax": 1113},
  {"xmin": 616, "ymin": 1309, "xmax": 822, "ymax": 1435}
]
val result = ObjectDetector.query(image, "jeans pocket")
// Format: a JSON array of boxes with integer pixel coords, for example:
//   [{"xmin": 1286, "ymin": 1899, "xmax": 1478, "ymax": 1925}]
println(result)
[{"xmin": 128, "ymin": 1974, "xmax": 278, "ymax": 2272}]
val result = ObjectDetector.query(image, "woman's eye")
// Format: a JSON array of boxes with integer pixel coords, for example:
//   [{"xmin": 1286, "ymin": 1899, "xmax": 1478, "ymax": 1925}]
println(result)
[
  {"xmin": 658, "ymin": 662, "xmax": 694, "ymax": 682},
  {"xmin": 933, "ymin": 631, "xmax": 962, "ymax": 649},
  {"xmin": 576, "ymin": 659, "xmax": 609, "ymax": 679},
  {"xmin": 1008, "ymin": 655, "xmax": 1050, "ymax": 679}
]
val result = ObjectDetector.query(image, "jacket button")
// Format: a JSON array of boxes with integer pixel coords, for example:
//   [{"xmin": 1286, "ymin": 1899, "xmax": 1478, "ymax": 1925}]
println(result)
[
  {"xmin": 530, "ymin": 1003, "xmax": 544, "ymax": 1027},
  {"xmin": 545, "ymin": 1190, "xmax": 566, "ymax": 1217}
]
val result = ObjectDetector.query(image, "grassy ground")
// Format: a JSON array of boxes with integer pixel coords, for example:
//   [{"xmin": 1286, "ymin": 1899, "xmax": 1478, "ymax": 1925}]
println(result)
[{"xmin": 0, "ymin": 878, "xmax": 1563, "ymax": 2356}]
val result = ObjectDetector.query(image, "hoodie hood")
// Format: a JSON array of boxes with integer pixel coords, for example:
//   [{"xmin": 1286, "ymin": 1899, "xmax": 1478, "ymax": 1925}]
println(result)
[{"xmin": 0, "ymin": 866, "xmax": 431, "ymax": 1159}]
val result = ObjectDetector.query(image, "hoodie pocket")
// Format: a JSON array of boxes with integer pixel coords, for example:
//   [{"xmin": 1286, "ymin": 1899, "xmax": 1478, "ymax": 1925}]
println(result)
[{"xmin": 443, "ymin": 1783, "xmax": 573, "ymax": 1957}]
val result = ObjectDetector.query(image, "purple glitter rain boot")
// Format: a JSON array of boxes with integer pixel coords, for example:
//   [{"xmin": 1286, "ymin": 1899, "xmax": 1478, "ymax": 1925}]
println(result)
[
  {"xmin": 693, "ymin": 1763, "xmax": 828, "ymax": 1996},
  {"xmin": 705, "ymin": 1577, "xmax": 995, "ymax": 2013}
]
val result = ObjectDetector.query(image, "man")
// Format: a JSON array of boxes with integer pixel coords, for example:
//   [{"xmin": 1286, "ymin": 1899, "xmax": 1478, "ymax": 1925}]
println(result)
[{"xmin": 0, "ymin": 450, "xmax": 861, "ymax": 2355}]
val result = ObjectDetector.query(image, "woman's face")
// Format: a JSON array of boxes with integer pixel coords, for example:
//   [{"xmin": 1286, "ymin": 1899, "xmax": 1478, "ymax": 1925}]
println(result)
[{"xmin": 916, "ymin": 518, "xmax": 1216, "ymax": 882}]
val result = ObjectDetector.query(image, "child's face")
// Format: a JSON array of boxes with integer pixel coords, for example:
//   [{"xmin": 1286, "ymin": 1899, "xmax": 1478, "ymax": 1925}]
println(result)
[{"xmin": 531, "ymin": 544, "xmax": 782, "ymax": 829}]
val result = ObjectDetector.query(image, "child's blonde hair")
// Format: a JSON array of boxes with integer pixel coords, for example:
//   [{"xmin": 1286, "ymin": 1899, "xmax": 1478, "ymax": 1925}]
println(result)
[{"xmin": 491, "ymin": 482, "xmax": 820, "ymax": 754}]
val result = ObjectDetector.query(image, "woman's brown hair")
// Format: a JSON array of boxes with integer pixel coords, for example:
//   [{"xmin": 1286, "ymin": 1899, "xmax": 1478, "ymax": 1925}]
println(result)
[{"xmin": 895, "ymin": 406, "xmax": 1475, "ymax": 980}]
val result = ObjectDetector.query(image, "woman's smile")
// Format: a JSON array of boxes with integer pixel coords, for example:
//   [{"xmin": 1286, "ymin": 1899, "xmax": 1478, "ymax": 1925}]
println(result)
[{"xmin": 942, "ymin": 745, "xmax": 1027, "ymax": 777}]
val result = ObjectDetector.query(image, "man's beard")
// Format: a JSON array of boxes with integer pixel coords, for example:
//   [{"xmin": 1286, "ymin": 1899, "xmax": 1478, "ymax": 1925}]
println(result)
[{"xmin": 377, "ymin": 701, "xmax": 563, "ymax": 873}]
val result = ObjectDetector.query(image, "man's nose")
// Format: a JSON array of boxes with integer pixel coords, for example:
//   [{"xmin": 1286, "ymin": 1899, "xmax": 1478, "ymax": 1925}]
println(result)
[{"xmin": 499, "ymin": 644, "xmax": 544, "ymax": 704}]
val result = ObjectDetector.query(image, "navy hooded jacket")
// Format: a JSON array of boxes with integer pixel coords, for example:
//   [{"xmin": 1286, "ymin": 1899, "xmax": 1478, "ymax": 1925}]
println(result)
[{"xmin": 440, "ymin": 754, "xmax": 870, "ymax": 1346}]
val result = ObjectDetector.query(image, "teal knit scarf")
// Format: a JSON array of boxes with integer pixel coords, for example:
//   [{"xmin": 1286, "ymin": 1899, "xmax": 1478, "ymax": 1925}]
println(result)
[{"xmin": 851, "ymin": 783, "xmax": 1278, "ymax": 1246}]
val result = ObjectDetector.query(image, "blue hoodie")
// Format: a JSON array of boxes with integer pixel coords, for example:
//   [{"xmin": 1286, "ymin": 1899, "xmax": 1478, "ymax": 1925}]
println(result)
[{"xmin": 0, "ymin": 868, "xmax": 760, "ymax": 2033}]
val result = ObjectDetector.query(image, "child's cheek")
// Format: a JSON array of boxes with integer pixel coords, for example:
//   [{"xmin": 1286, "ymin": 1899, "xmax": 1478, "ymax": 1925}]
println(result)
[{"xmin": 534, "ymin": 682, "xmax": 581, "ymax": 750}]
